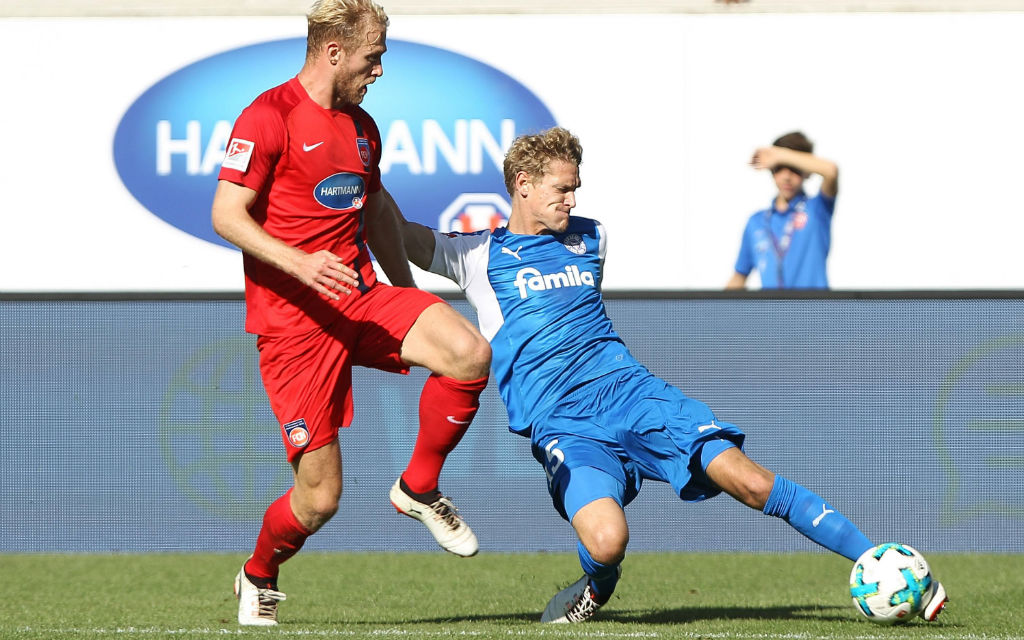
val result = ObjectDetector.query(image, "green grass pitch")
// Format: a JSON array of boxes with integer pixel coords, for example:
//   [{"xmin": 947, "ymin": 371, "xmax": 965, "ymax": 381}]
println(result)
[{"xmin": 2, "ymin": 551, "xmax": 1022, "ymax": 639}]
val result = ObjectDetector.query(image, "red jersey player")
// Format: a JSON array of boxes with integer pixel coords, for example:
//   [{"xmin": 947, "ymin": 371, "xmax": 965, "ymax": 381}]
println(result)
[{"xmin": 211, "ymin": 0, "xmax": 491, "ymax": 626}]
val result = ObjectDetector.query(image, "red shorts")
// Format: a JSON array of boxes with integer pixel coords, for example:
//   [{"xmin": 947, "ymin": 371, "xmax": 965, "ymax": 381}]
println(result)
[{"xmin": 256, "ymin": 283, "xmax": 443, "ymax": 462}]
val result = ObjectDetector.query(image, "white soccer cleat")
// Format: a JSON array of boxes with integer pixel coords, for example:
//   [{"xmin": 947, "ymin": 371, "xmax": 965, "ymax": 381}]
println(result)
[
  {"xmin": 541, "ymin": 575, "xmax": 604, "ymax": 623},
  {"xmin": 234, "ymin": 564, "xmax": 287, "ymax": 626},
  {"xmin": 920, "ymin": 580, "xmax": 948, "ymax": 621},
  {"xmin": 389, "ymin": 479, "xmax": 478, "ymax": 557}
]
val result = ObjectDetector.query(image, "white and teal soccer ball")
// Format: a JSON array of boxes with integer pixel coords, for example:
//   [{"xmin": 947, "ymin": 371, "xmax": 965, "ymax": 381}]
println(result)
[{"xmin": 850, "ymin": 543, "xmax": 934, "ymax": 624}]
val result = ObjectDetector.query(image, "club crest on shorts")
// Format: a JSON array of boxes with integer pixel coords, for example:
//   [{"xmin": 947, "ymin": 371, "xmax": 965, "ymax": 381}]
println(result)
[
  {"xmin": 357, "ymin": 138, "xmax": 371, "ymax": 167},
  {"xmin": 283, "ymin": 418, "xmax": 310, "ymax": 448}
]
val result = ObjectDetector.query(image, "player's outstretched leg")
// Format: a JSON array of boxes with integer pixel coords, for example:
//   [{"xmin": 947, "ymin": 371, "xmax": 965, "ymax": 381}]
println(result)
[
  {"xmin": 761, "ymin": 475, "xmax": 873, "ymax": 561},
  {"xmin": 704, "ymin": 447, "xmax": 873, "ymax": 561}
]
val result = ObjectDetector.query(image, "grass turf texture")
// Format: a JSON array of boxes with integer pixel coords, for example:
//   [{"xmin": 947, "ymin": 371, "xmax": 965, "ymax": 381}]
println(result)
[{"xmin": 1, "ymin": 552, "xmax": 1022, "ymax": 639}]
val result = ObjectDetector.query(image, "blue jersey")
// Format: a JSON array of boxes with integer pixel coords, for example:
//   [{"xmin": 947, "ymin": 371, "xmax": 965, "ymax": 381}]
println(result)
[
  {"xmin": 734, "ymin": 191, "xmax": 834, "ymax": 289},
  {"xmin": 429, "ymin": 217, "xmax": 637, "ymax": 435}
]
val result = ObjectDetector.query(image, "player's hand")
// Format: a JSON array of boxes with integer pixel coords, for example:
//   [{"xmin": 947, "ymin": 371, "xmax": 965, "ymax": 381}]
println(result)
[{"xmin": 293, "ymin": 249, "xmax": 359, "ymax": 300}]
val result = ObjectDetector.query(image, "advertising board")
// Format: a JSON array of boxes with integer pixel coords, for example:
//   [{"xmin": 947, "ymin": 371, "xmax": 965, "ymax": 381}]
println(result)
[{"xmin": 2, "ymin": 13, "xmax": 1023, "ymax": 291}]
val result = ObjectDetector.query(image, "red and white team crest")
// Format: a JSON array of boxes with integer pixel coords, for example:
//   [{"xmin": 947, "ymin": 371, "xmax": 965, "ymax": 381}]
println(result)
[
  {"xmin": 356, "ymin": 138, "xmax": 371, "ymax": 167},
  {"xmin": 283, "ymin": 418, "xmax": 310, "ymax": 448},
  {"xmin": 793, "ymin": 211, "xmax": 809, "ymax": 230}
]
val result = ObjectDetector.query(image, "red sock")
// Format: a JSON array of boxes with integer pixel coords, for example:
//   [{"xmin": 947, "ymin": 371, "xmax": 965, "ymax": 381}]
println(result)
[
  {"xmin": 245, "ymin": 488, "xmax": 312, "ymax": 581},
  {"xmin": 402, "ymin": 374, "xmax": 487, "ymax": 494}
]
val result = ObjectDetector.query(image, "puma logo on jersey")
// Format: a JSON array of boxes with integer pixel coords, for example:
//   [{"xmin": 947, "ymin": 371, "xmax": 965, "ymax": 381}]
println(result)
[
  {"xmin": 501, "ymin": 245, "xmax": 523, "ymax": 261},
  {"xmin": 513, "ymin": 266, "xmax": 595, "ymax": 299}
]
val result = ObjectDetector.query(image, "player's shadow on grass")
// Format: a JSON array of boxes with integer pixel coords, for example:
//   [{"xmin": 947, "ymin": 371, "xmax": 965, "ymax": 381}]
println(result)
[
  {"xmin": 404, "ymin": 612, "xmax": 541, "ymax": 624},
  {"xmin": 604, "ymin": 604, "xmax": 850, "ymax": 624},
  {"xmin": 409, "ymin": 604, "xmax": 849, "ymax": 625}
]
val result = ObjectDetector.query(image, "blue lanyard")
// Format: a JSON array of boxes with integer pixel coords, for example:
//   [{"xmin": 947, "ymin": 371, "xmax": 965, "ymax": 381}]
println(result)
[{"xmin": 763, "ymin": 195, "xmax": 805, "ymax": 287}]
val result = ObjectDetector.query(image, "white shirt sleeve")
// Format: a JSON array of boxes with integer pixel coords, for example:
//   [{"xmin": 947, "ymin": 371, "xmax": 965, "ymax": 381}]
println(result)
[
  {"xmin": 428, "ymin": 230, "xmax": 491, "ymax": 290},
  {"xmin": 428, "ymin": 229, "xmax": 505, "ymax": 341}
]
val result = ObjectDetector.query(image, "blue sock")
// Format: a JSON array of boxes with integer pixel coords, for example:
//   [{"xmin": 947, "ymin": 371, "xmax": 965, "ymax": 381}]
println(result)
[
  {"xmin": 762, "ymin": 476, "xmax": 873, "ymax": 561},
  {"xmin": 577, "ymin": 541, "xmax": 620, "ymax": 603}
]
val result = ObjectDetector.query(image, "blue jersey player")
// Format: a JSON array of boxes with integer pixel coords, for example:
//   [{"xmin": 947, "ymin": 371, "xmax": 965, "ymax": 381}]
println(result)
[{"xmin": 397, "ymin": 127, "xmax": 948, "ymax": 624}]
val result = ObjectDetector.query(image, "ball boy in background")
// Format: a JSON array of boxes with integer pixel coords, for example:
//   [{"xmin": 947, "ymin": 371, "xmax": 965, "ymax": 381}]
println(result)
[{"xmin": 727, "ymin": 131, "xmax": 838, "ymax": 290}]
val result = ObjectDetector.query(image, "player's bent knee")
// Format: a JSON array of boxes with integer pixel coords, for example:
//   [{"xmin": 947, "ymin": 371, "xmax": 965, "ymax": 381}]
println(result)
[
  {"xmin": 587, "ymin": 539, "xmax": 627, "ymax": 566},
  {"xmin": 292, "ymin": 476, "xmax": 343, "ymax": 531},
  {"xmin": 292, "ymin": 502, "xmax": 338, "ymax": 533},
  {"xmin": 405, "ymin": 304, "xmax": 491, "ymax": 379},
  {"xmin": 301, "ymin": 494, "xmax": 341, "ymax": 532},
  {"xmin": 582, "ymin": 524, "xmax": 628, "ymax": 565},
  {"xmin": 455, "ymin": 328, "xmax": 491, "ymax": 364},
  {"xmin": 736, "ymin": 472, "xmax": 774, "ymax": 510},
  {"xmin": 448, "ymin": 330, "xmax": 491, "ymax": 379}
]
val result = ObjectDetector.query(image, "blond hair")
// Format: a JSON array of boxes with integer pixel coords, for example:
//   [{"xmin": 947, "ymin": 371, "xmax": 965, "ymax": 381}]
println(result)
[
  {"xmin": 306, "ymin": 0, "xmax": 389, "ymax": 60},
  {"xmin": 502, "ymin": 127, "xmax": 583, "ymax": 196}
]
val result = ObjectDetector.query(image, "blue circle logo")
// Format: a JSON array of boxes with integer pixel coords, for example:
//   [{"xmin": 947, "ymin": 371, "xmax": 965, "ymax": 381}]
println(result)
[
  {"xmin": 313, "ymin": 173, "xmax": 366, "ymax": 211},
  {"xmin": 113, "ymin": 38, "xmax": 557, "ymax": 249}
]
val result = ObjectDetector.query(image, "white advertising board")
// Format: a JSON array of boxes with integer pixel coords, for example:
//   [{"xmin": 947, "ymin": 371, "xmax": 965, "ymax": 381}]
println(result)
[{"xmin": 1, "ymin": 12, "xmax": 1022, "ymax": 291}]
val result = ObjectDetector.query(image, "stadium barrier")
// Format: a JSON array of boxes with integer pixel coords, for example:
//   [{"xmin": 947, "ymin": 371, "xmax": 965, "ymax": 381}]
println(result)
[{"xmin": 1, "ymin": 291, "xmax": 1021, "ymax": 553}]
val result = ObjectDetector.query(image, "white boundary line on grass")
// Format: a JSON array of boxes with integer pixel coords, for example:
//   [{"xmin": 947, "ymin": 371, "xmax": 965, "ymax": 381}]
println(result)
[{"xmin": 11, "ymin": 628, "xmax": 1024, "ymax": 640}]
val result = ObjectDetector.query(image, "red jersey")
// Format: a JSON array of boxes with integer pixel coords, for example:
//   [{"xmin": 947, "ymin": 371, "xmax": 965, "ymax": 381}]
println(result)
[{"xmin": 218, "ymin": 77, "xmax": 383, "ymax": 336}]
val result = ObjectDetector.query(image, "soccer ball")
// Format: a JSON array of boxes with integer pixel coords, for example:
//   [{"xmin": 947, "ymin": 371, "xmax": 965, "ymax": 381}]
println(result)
[{"xmin": 850, "ymin": 543, "xmax": 935, "ymax": 624}]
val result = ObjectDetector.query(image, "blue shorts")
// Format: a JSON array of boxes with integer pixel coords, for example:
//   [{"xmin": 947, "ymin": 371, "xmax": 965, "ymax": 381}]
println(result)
[{"xmin": 530, "ymin": 367, "xmax": 746, "ymax": 522}]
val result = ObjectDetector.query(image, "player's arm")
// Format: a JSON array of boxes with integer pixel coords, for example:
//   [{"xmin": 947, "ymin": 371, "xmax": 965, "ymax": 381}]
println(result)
[
  {"xmin": 751, "ymin": 146, "xmax": 839, "ymax": 199},
  {"xmin": 211, "ymin": 179, "xmax": 358, "ymax": 300},
  {"xmin": 364, "ymin": 187, "xmax": 416, "ymax": 287},
  {"xmin": 384, "ymin": 189, "xmax": 437, "ymax": 272},
  {"xmin": 725, "ymin": 271, "xmax": 748, "ymax": 290}
]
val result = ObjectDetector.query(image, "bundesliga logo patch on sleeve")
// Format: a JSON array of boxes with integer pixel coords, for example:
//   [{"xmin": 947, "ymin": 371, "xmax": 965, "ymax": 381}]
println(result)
[{"xmin": 222, "ymin": 138, "xmax": 255, "ymax": 171}]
